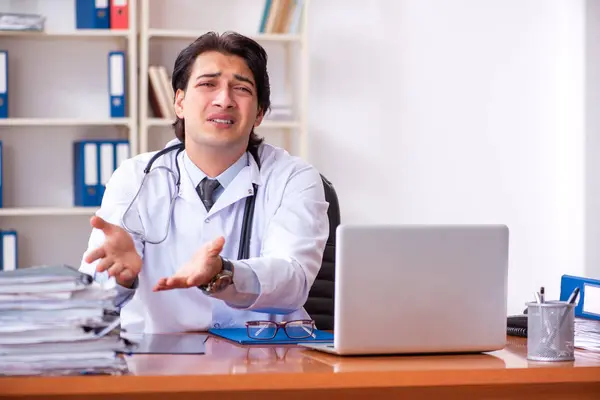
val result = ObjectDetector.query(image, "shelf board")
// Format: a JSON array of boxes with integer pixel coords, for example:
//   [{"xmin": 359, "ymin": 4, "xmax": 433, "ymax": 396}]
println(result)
[
  {"xmin": 0, "ymin": 207, "xmax": 98, "ymax": 217},
  {"xmin": 146, "ymin": 29, "xmax": 301, "ymax": 42},
  {"xmin": 0, "ymin": 30, "xmax": 131, "ymax": 39},
  {"xmin": 0, "ymin": 118, "xmax": 131, "ymax": 127},
  {"xmin": 147, "ymin": 118, "xmax": 175, "ymax": 127},
  {"xmin": 147, "ymin": 118, "xmax": 300, "ymax": 129},
  {"xmin": 258, "ymin": 120, "xmax": 301, "ymax": 129}
]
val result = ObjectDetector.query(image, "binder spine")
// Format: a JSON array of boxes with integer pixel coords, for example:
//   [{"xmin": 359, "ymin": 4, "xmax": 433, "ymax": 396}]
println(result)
[
  {"xmin": 115, "ymin": 140, "xmax": 130, "ymax": 169},
  {"xmin": 73, "ymin": 141, "xmax": 100, "ymax": 206},
  {"xmin": 108, "ymin": 51, "xmax": 126, "ymax": 118},
  {"xmin": 0, "ymin": 50, "xmax": 7, "ymax": 118},
  {"xmin": 75, "ymin": 0, "xmax": 110, "ymax": 29},
  {"xmin": 0, "ymin": 140, "xmax": 3, "ymax": 208},
  {"xmin": 0, "ymin": 230, "xmax": 17, "ymax": 271},
  {"xmin": 560, "ymin": 275, "xmax": 600, "ymax": 321},
  {"xmin": 98, "ymin": 142, "xmax": 114, "ymax": 202},
  {"xmin": 110, "ymin": 0, "xmax": 129, "ymax": 30}
]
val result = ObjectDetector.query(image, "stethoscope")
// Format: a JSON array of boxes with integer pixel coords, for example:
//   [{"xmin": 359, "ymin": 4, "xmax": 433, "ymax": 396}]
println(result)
[{"xmin": 121, "ymin": 142, "xmax": 260, "ymax": 260}]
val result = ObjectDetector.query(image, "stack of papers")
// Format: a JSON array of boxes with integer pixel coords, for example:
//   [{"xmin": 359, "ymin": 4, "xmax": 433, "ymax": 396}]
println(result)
[
  {"xmin": 0, "ymin": 12, "xmax": 45, "ymax": 32},
  {"xmin": 575, "ymin": 318, "xmax": 600, "ymax": 352},
  {"xmin": 0, "ymin": 265, "xmax": 130, "ymax": 376}
]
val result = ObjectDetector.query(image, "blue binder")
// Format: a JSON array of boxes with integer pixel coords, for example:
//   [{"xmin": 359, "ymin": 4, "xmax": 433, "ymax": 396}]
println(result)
[
  {"xmin": 208, "ymin": 328, "xmax": 334, "ymax": 345},
  {"xmin": 0, "ymin": 50, "xmax": 7, "ymax": 118},
  {"xmin": 73, "ymin": 140, "xmax": 100, "ymax": 207},
  {"xmin": 560, "ymin": 275, "xmax": 600, "ymax": 321},
  {"xmin": 0, "ymin": 140, "xmax": 3, "ymax": 208},
  {"xmin": 108, "ymin": 51, "xmax": 125, "ymax": 118},
  {"xmin": 75, "ymin": 0, "xmax": 110, "ymax": 29},
  {"xmin": 0, "ymin": 230, "xmax": 18, "ymax": 271},
  {"xmin": 74, "ymin": 140, "xmax": 130, "ymax": 207}
]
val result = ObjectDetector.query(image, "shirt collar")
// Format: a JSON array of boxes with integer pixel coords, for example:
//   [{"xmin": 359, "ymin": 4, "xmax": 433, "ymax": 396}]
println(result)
[{"xmin": 182, "ymin": 150, "xmax": 248, "ymax": 189}]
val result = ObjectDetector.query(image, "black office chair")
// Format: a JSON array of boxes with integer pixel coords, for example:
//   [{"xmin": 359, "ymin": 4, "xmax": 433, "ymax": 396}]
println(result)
[{"xmin": 303, "ymin": 174, "xmax": 341, "ymax": 331}]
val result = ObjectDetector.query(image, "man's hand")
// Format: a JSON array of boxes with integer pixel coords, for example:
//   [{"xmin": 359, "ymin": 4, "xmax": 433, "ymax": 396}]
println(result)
[
  {"xmin": 153, "ymin": 236, "xmax": 225, "ymax": 292},
  {"xmin": 85, "ymin": 216, "xmax": 142, "ymax": 288}
]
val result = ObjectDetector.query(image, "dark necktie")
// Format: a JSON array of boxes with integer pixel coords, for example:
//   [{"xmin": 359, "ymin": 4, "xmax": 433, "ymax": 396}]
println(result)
[{"xmin": 196, "ymin": 178, "xmax": 221, "ymax": 211}]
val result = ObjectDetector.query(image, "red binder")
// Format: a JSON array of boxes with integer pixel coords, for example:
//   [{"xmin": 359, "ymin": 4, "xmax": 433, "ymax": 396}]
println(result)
[{"xmin": 110, "ymin": 0, "xmax": 128, "ymax": 30}]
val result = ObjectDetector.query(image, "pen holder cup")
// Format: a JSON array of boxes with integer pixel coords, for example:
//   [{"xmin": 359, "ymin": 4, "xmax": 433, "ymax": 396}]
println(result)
[{"xmin": 526, "ymin": 301, "xmax": 575, "ymax": 362}]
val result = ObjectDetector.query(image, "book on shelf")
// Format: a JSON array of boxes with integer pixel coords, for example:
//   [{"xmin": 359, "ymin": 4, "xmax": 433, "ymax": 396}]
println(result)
[
  {"xmin": 148, "ymin": 65, "xmax": 175, "ymax": 120},
  {"xmin": 259, "ymin": 0, "xmax": 304, "ymax": 34}
]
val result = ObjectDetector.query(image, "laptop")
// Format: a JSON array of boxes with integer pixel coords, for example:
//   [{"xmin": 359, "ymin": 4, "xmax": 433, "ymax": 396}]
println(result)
[{"xmin": 300, "ymin": 224, "xmax": 509, "ymax": 356}]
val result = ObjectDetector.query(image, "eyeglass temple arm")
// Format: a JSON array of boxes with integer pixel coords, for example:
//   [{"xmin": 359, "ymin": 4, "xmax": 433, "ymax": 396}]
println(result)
[{"xmin": 301, "ymin": 325, "xmax": 316, "ymax": 338}]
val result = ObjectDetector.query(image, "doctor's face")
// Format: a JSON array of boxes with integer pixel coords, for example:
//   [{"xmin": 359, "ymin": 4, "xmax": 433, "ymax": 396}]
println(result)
[{"xmin": 174, "ymin": 51, "xmax": 264, "ymax": 150}]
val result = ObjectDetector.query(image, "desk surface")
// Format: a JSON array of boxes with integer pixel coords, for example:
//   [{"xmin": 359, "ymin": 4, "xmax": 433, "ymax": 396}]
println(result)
[{"xmin": 1, "ymin": 336, "xmax": 600, "ymax": 399}]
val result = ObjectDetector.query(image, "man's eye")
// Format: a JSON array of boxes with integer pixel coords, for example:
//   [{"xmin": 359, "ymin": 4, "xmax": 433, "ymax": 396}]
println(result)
[
  {"xmin": 236, "ymin": 87, "xmax": 252, "ymax": 93},
  {"xmin": 198, "ymin": 82, "xmax": 214, "ymax": 87}
]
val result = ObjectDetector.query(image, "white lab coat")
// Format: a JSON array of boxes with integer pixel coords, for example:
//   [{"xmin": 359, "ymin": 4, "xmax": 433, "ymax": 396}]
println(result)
[{"xmin": 79, "ymin": 139, "xmax": 330, "ymax": 334}]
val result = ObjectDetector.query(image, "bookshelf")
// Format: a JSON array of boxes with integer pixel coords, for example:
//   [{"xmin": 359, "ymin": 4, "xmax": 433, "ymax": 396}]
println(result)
[
  {"xmin": 138, "ymin": 0, "xmax": 309, "ymax": 157},
  {"xmin": 0, "ymin": 29, "xmax": 130, "ymax": 38},
  {"xmin": 0, "ymin": 0, "xmax": 308, "ymax": 270},
  {"xmin": 0, "ymin": 118, "xmax": 132, "ymax": 126},
  {"xmin": 0, "ymin": 0, "xmax": 138, "ymax": 269},
  {"xmin": 0, "ymin": 207, "xmax": 98, "ymax": 217},
  {"xmin": 146, "ymin": 28, "xmax": 302, "ymax": 42}
]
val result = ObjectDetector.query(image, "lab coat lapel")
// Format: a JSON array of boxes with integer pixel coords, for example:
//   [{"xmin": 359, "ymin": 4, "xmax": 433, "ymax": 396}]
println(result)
[{"xmin": 208, "ymin": 151, "xmax": 262, "ymax": 216}]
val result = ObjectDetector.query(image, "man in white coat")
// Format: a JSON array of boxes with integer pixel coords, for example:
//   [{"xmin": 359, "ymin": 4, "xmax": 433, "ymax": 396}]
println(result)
[{"xmin": 79, "ymin": 31, "xmax": 330, "ymax": 334}]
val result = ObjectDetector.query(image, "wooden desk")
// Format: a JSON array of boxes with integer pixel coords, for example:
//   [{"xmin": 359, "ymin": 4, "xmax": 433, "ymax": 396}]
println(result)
[{"xmin": 1, "ymin": 336, "xmax": 599, "ymax": 399}]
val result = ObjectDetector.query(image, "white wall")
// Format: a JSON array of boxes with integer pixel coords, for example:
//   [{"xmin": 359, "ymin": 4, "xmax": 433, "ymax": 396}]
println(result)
[
  {"xmin": 308, "ymin": 0, "xmax": 590, "ymax": 315},
  {"xmin": 586, "ymin": 0, "xmax": 600, "ymax": 288}
]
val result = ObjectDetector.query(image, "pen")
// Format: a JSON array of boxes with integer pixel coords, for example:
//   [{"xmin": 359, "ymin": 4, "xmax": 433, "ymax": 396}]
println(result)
[
  {"xmin": 540, "ymin": 286, "xmax": 545, "ymax": 303},
  {"xmin": 567, "ymin": 287, "xmax": 580, "ymax": 305},
  {"xmin": 555, "ymin": 287, "xmax": 580, "ymax": 331},
  {"xmin": 541, "ymin": 286, "xmax": 581, "ymax": 354},
  {"xmin": 534, "ymin": 291, "xmax": 542, "ymax": 304}
]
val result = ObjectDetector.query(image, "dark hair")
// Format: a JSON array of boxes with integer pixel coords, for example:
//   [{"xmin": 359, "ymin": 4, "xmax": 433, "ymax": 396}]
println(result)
[{"xmin": 171, "ymin": 31, "xmax": 270, "ymax": 152}]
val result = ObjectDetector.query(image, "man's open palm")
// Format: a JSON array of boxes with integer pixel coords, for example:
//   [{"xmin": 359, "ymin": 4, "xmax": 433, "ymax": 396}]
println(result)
[
  {"xmin": 153, "ymin": 236, "xmax": 225, "ymax": 291},
  {"xmin": 85, "ymin": 216, "xmax": 142, "ymax": 288}
]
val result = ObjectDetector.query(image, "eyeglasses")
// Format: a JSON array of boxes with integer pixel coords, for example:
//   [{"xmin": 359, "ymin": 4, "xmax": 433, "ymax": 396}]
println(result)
[{"xmin": 245, "ymin": 319, "xmax": 316, "ymax": 340}]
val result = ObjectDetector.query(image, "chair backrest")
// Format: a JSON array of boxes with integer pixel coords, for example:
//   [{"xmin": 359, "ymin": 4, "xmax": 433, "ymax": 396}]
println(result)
[{"xmin": 304, "ymin": 174, "xmax": 341, "ymax": 330}]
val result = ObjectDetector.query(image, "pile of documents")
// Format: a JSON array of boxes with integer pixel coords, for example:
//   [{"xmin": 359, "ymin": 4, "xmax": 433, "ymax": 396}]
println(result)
[
  {"xmin": 0, "ymin": 265, "xmax": 130, "ymax": 376},
  {"xmin": 0, "ymin": 12, "xmax": 45, "ymax": 32},
  {"xmin": 575, "ymin": 318, "xmax": 600, "ymax": 352}
]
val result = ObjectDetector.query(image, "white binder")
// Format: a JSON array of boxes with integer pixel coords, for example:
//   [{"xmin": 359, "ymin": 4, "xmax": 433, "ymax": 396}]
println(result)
[{"xmin": 0, "ymin": 231, "xmax": 17, "ymax": 271}]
